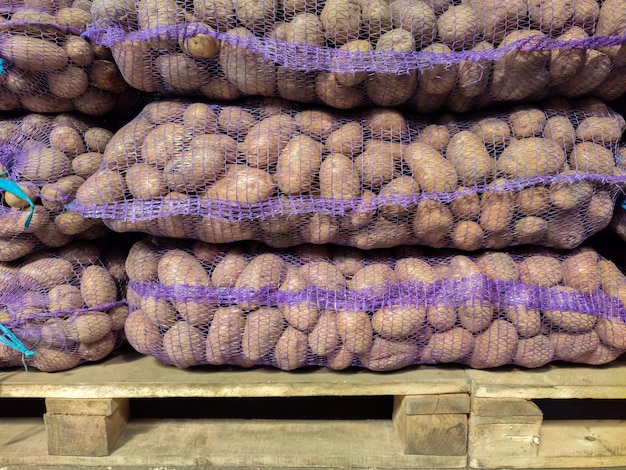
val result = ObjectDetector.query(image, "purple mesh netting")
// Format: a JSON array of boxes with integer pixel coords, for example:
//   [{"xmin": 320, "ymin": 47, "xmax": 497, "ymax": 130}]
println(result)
[
  {"xmin": 83, "ymin": 0, "xmax": 626, "ymax": 110},
  {"xmin": 70, "ymin": 97, "xmax": 626, "ymax": 251},
  {"xmin": 123, "ymin": 239, "xmax": 626, "ymax": 371}
]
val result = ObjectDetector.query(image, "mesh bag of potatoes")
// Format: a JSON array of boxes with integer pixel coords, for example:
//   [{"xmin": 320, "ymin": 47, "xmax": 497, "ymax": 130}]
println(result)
[
  {"xmin": 124, "ymin": 239, "xmax": 626, "ymax": 371},
  {"xmin": 0, "ymin": 241, "xmax": 129, "ymax": 372},
  {"xmin": 0, "ymin": 0, "xmax": 141, "ymax": 115},
  {"xmin": 82, "ymin": 0, "xmax": 626, "ymax": 112},
  {"xmin": 0, "ymin": 113, "xmax": 116, "ymax": 262},
  {"xmin": 70, "ymin": 97, "xmax": 626, "ymax": 251}
]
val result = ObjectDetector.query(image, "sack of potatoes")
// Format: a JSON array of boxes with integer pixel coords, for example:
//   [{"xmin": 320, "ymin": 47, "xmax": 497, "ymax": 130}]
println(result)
[
  {"xmin": 0, "ymin": 113, "xmax": 116, "ymax": 262},
  {"xmin": 84, "ymin": 0, "xmax": 626, "ymax": 111},
  {"xmin": 70, "ymin": 97, "xmax": 626, "ymax": 251},
  {"xmin": 123, "ymin": 238, "xmax": 626, "ymax": 371},
  {"xmin": 0, "ymin": 0, "xmax": 141, "ymax": 115},
  {"xmin": 611, "ymin": 147, "xmax": 626, "ymax": 242},
  {"xmin": 0, "ymin": 240, "xmax": 129, "ymax": 372}
]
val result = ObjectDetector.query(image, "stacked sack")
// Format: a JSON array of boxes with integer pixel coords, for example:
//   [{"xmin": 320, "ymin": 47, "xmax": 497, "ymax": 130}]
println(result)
[
  {"xmin": 0, "ymin": 0, "xmax": 141, "ymax": 114},
  {"xmin": 66, "ymin": 95, "xmax": 626, "ymax": 371},
  {"xmin": 0, "ymin": 112, "xmax": 114, "ymax": 261},
  {"xmin": 83, "ymin": 0, "xmax": 626, "ymax": 112},
  {"xmin": 0, "ymin": 239, "xmax": 129, "ymax": 371}
]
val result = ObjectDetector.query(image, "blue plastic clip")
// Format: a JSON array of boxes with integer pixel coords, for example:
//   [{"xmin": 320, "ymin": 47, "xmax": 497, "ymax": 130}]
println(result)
[
  {"xmin": 0, "ymin": 170, "xmax": 35, "ymax": 228},
  {"xmin": 0, "ymin": 323, "xmax": 36, "ymax": 370}
]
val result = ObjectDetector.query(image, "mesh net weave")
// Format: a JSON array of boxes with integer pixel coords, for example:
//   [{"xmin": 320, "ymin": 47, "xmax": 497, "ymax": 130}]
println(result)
[
  {"xmin": 70, "ymin": 97, "xmax": 626, "ymax": 251},
  {"xmin": 0, "ymin": 1, "xmax": 140, "ymax": 115},
  {"xmin": 0, "ymin": 113, "xmax": 117, "ymax": 261},
  {"xmin": 0, "ymin": 240, "xmax": 129, "ymax": 372},
  {"xmin": 83, "ymin": 0, "xmax": 626, "ymax": 111},
  {"xmin": 124, "ymin": 238, "xmax": 626, "ymax": 371}
]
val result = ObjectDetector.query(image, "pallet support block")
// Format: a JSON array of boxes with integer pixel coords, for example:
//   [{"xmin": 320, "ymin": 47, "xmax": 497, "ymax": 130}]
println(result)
[
  {"xmin": 44, "ymin": 398, "xmax": 130, "ymax": 456},
  {"xmin": 468, "ymin": 397, "xmax": 542, "ymax": 467},
  {"xmin": 393, "ymin": 393, "xmax": 469, "ymax": 456}
]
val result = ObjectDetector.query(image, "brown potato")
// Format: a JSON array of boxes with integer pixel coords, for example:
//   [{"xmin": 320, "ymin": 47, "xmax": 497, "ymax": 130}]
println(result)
[
  {"xmin": 349, "ymin": 263, "xmax": 398, "ymax": 297},
  {"xmin": 372, "ymin": 304, "xmax": 426, "ymax": 339},
  {"xmin": 80, "ymin": 265, "xmax": 118, "ymax": 308},
  {"xmin": 497, "ymin": 137, "xmax": 566, "ymax": 179},
  {"xmin": 446, "ymin": 131, "xmax": 493, "ymax": 186},
  {"xmin": 467, "ymin": 319, "xmax": 518, "ymax": 368},
  {"xmin": 308, "ymin": 310, "xmax": 340, "ymax": 356},
  {"xmin": 514, "ymin": 335, "xmax": 554, "ymax": 368},
  {"xmin": 274, "ymin": 326, "xmax": 308, "ymax": 370},
  {"xmin": 205, "ymin": 306, "xmax": 245, "ymax": 365},
  {"xmin": 422, "ymin": 327, "xmax": 474, "ymax": 363},
  {"xmin": 276, "ymin": 135, "xmax": 324, "ymax": 195},
  {"xmin": 163, "ymin": 320, "xmax": 206, "ymax": 368},
  {"xmin": 550, "ymin": 330, "xmax": 599, "ymax": 362},
  {"xmin": 241, "ymin": 307, "xmax": 284, "ymax": 362},
  {"xmin": 412, "ymin": 200, "xmax": 454, "ymax": 247},
  {"xmin": 235, "ymin": 253, "xmax": 286, "ymax": 309},
  {"xmin": 358, "ymin": 336, "xmax": 419, "ymax": 371},
  {"xmin": 241, "ymin": 114, "xmax": 295, "ymax": 169},
  {"xmin": 407, "ymin": 142, "xmax": 458, "ymax": 193},
  {"xmin": 279, "ymin": 270, "xmax": 318, "ymax": 331},
  {"xmin": 561, "ymin": 248, "xmax": 599, "ymax": 294},
  {"xmin": 65, "ymin": 312, "xmax": 112, "ymax": 344},
  {"xmin": 336, "ymin": 309, "xmax": 373, "ymax": 354},
  {"xmin": 19, "ymin": 258, "xmax": 74, "ymax": 289}
]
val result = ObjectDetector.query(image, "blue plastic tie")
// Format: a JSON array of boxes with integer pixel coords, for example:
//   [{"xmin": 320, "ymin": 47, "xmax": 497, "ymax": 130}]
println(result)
[
  {"xmin": 0, "ymin": 323, "xmax": 36, "ymax": 370},
  {"xmin": 0, "ymin": 170, "xmax": 35, "ymax": 228},
  {"xmin": 0, "ymin": 58, "xmax": 4, "ymax": 75},
  {"xmin": 622, "ymin": 199, "xmax": 626, "ymax": 210}
]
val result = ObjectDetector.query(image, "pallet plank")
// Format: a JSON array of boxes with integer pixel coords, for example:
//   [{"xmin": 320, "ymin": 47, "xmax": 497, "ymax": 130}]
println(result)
[{"xmin": 0, "ymin": 351, "xmax": 470, "ymax": 399}]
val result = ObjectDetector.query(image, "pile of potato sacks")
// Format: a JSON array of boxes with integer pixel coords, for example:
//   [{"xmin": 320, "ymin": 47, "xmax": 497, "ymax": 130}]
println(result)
[{"xmin": 1, "ymin": 0, "xmax": 626, "ymax": 372}]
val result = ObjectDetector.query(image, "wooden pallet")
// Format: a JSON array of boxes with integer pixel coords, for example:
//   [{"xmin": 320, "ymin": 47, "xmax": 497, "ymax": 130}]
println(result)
[
  {"xmin": 0, "ymin": 349, "xmax": 471, "ymax": 469},
  {"xmin": 1, "ymin": 350, "xmax": 625, "ymax": 469},
  {"xmin": 466, "ymin": 362, "xmax": 626, "ymax": 470}
]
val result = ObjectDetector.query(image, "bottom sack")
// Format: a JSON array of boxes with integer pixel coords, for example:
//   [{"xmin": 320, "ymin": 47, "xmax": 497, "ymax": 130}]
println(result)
[
  {"xmin": 0, "ymin": 241, "xmax": 129, "ymax": 371},
  {"xmin": 125, "ymin": 240, "xmax": 626, "ymax": 371}
]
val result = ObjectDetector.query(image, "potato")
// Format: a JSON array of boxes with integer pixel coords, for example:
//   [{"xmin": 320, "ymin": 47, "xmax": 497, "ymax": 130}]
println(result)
[
  {"xmin": 126, "ymin": 308, "xmax": 160, "ymax": 355},
  {"xmin": 162, "ymin": 320, "xmax": 206, "ymax": 368},
  {"xmin": 219, "ymin": 28, "xmax": 277, "ymax": 96},
  {"xmin": 418, "ymin": 43, "xmax": 458, "ymax": 95},
  {"xmin": 65, "ymin": 312, "xmax": 112, "ymax": 343},
  {"xmin": 354, "ymin": 140, "xmax": 401, "ymax": 188},
  {"xmin": 0, "ymin": 235, "xmax": 36, "ymax": 262},
  {"xmin": 479, "ymin": 183, "xmax": 514, "ymax": 233},
  {"xmin": 241, "ymin": 307, "xmax": 284, "ymax": 362},
  {"xmin": 17, "ymin": 147, "xmax": 71, "ymax": 184},
  {"xmin": 419, "ymin": 124, "xmax": 450, "ymax": 151},
  {"xmin": 506, "ymin": 301, "xmax": 542, "ymax": 338},
  {"xmin": 19, "ymin": 258, "xmax": 74, "ymax": 289},
  {"xmin": 41, "ymin": 319, "xmax": 73, "ymax": 349},
  {"xmin": 308, "ymin": 310, "xmax": 340, "ymax": 356},
  {"xmin": 180, "ymin": 31, "xmax": 220, "ymax": 60},
  {"xmin": 350, "ymin": 264, "xmax": 398, "ymax": 298},
  {"xmin": 372, "ymin": 303, "xmax": 426, "ymax": 339},
  {"xmin": 47, "ymin": 66, "xmax": 89, "ymax": 100},
  {"xmin": 561, "ymin": 248, "xmax": 599, "ymax": 294},
  {"xmin": 141, "ymin": 295, "xmax": 177, "ymax": 328},
  {"xmin": 64, "ymin": 36, "xmax": 94, "ymax": 67},
  {"xmin": 125, "ymin": 240, "xmax": 160, "ymax": 283},
  {"xmin": 315, "ymin": 72, "xmax": 365, "ymax": 109},
  {"xmin": 77, "ymin": 331, "xmax": 116, "ymax": 362},
  {"xmin": 336, "ymin": 309, "xmax": 373, "ymax": 354},
  {"xmin": 467, "ymin": 319, "xmax": 518, "ymax": 368},
  {"xmin": 457, "ymin": 299, "xmax": 493, "ymax": 334},
  {"xmin": 279, "ymin": 271, "xmax": 318, "ymax": 331},
  {"xmin": 550, "ymin": 330, "xmax": 599, "ymax": 362},
  {"xmin": 553, "ymin": 50, "xmax": 612, "ymax": 98},
  {"xmin": 235, "ymin": 253, "xmax": 286, "ymax": 307},
  {"xmin": 543, "ymin": 289, "xmax": 597, "ymax": 334},
  {"xmin": 276, "ymin": 135, "xmax": 324, "ymax": 195},
  {"xmin": 518, "ymin": 255, "xmax": 562, "ymax": 287},
  {"xmin": 576, "ymin": 343, "xmax": 625, "ymax": 366},
  {"xmin": 490, "ymin": 31, "xmax": 550, "ymax": 102},
  {"xmin": 407, "ymin": 143, "xmax": 457, "ymax": 193},
  {"xmin": 456, "ymin": 41, "xmax": 493, "ymax": 99},
  {"xmin": 549, "ymin": 27, "xmax": 587, "ymax": 86},
  {"xmin": 274, "ymin": 326, "xmax": 308, "ymax": 370},
  {"xmin": 0, "ymin": 37, "xmax": 68, "ymax": 73},
  {"xmin": 358, "ymin": 336, "xmax": 419, "ymax": 371},
  {"xmin": 436, "ymin": 4, "xmax": 478, "ymax": 50},
  {"xmin": 204, "ymin": 165, "xmax": 275, "ymax": 205},
  {"xmin": 476, "ymin": 252, "xmax": 519, "ymax": 282},
  {"xmin": 320, "ymin": 0, "xmax": 361, "ymax": 45},
  {"xmin": 350, "ymin": 215, "xmax": 412, "ymax": 249},
  {"xmin": 378, "ymin": 176, "xmax": 420, "ymax": 218},
  {"xmin": 324, "ymin": 122, "xmax": 363, "ymax": 156},
  {"xmin": 80, "ymin": 265, "xmax": 117, "ymax": 308},
  {"xmin": 497, "ymin": 137, "xmax": 565, "ymax": 179},
  {"xmin": 467, "ymin": 0, "xmax": 526, "ymax": 43},
  {"xmin": 446, "ymin": 131, "xmax": 493, "ymax": 186},
  {"xmin": 218, "ymin": 106, "xmax": 258, "ymax": 138},
  {"xmin": 317, "ymin": 153, "xmax": 361, "ymax": 202},
  {"xmin": 575, "ymin": 116, "xmax": 625, "ymax": 144},
  {"xmin": 543, "ymin": 116, "xmax": 576, "ymax": 152},
  {"xmin": 422, "ymin": 327, "xmax": 474, "ymax": 363},
  {"xmin": 450, "ymin": 221, "xmax": 484, "ymax": 251},
  {"xmin": 514, "ymin": 335, "xmax": 554, "ymax": 368},
  {"xmin": 394, "ymin": 257, "xmax": 436, "ymax": 285},
  {"xmin": 156, "ymin": 53, "xmax": 209, "ymax": 93},
  {"xmin": 205, "ymin": 306, "xmax": 245, "ymax": 365},
  {"xmin": 389, "ymin": 0, "xmax": 437, "ymax": 44},
  {"xmin": 595, "ymin": 319, "xmax": 626, "ymax": 350},
  {"xmin": 528, "ymin": 0, "xmax": 573, "ymax": 33},
  {"xmin": 412, "ymin": 200, "xmax": 454, "ymax": 247},
  {"xmin": 332, "ymin": 40, "xmax": 373, "ymax": 87},
  {"xmin": 242, "ymin": 114, "xmax": 295, "ymax": 168},
  {"xmin": 449, "ymin": 189, "xmax": 480, "ymax": 220},
  {"xmin": 30, "ymin": 347, "xmax": 81, "ymax": 372}
]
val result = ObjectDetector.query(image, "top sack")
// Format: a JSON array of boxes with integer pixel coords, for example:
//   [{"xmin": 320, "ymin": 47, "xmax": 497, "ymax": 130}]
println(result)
[{"xmin": 84, "ymin": 0, "xmax": 626, "ymax": 111}]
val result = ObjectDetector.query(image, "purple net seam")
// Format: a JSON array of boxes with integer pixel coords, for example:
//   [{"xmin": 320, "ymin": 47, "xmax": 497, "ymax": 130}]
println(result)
[
  {"xmin": 68, "ymin": 173, "xmax": 626, "ymax": 221},
  {"xmin": 128, "ymin": 279, "xmax": 626, "ymax": 322},
  {"xmin": 4, "ymin": 299, "xmax": 127, "ymax": 329},
  {"xmin": 83, "ymin": 24, "xmax": 626, "ymax": 74}
]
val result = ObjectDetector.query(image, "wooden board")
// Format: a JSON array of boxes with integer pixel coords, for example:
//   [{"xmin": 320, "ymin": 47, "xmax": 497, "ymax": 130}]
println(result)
[
  {"xmin": 0, "ymin": 417, "xmax": 465, "ymax": 469},
  {"xmin": 0, "ymin": 350, "xmax": 470, "ymax": 399}
]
